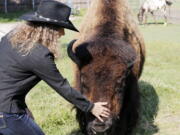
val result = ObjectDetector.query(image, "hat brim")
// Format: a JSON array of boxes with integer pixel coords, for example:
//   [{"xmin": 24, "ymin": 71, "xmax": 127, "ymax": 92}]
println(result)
[{"xmin": 20, "ymin": 12, "xmax": 79, "ymax": 32}]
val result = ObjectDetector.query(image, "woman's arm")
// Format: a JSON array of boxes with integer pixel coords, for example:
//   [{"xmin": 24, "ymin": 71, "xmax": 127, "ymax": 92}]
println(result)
[
  {"xmin": 26, "ymin": 44, "xmax": 110, "ymax": 120},
  {"xmin": 27, "ymin": 45, "xmax": 93, "ymax": 112}
]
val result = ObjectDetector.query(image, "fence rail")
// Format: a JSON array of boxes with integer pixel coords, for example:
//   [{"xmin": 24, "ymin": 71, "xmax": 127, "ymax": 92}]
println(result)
[
  {"xmin": 0, "ymin": 0, "xmax": 141, "ymax": 13},
  {"xmin": 0, "ymin": 0, "xmax": 41, "ymax": 13},
  {"xmin": 0, "ymin": 0, "xmax": 179, "ymax": 14}
]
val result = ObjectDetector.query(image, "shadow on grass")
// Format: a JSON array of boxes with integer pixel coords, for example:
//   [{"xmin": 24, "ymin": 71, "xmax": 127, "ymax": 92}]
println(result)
[
  {"xmin": 67, "ymin": 130, "xmax": 83, "ymax": 135},
  {"xmin": 133, "ymin": 81, "xmax": 159, "ymax": 135},
  {"xmin": 68, "ymin": 81, "xmax": 159, "ymax": 135},
  {"xmin": 146, "ymin": 22, "xmax": 165, "ymax": 25},
  {"xmin": 139, "ymin": 22, "xmax": 167, "ymax": 26},
  {"xmin": 0, "ymin": 10, "xmax": 31, "ymax": 23}
]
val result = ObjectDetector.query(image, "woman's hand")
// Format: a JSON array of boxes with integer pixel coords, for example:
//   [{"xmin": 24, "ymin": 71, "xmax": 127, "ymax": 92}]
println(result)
[{"xmin": 91, "ymin": 102, "xmax": 110, "ymax": 122}]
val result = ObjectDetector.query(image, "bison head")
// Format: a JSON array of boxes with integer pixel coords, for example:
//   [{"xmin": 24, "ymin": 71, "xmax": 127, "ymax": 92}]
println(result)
[
  {"xmin": 68, "ymin": 39, "xmax": 139, "ymax": 135},
  {"xmin": 79, "ymin": 63, "xmax": 133, "ymax": 135}
]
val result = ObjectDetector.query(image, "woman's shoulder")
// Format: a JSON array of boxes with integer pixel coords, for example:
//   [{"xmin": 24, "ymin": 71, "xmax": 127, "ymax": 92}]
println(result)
[
  {"xmin": 26, "ymin": 43, "xmax": 55, "ymax": 70},
  {"xmin": 28, "ymin": 43, "xmax": 55, "ymax": 63},
  {"xmin": 30, "ymin": 44, "xmax": 53, "ymax": 57}
]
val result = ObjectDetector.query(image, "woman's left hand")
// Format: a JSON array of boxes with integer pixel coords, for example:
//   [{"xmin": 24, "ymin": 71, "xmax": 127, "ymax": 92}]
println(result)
[{"xmin": 91, "ymin": 102, "xmax": 110, "ymax": 122}]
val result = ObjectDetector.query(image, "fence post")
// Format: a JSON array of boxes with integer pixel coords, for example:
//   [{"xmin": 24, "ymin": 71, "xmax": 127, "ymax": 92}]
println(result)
[
  {"xmin": 139, "ymin": 0, "xmax": 144, "ymax": 6},
  {"xmin": 67, "ymin": 0, "xmax": 73, "ymax": 8},
  {"xmin": 32, "ymin": 0, "xmax": 35, "ymax": 10},
  {"xmin": 4, "ymin": 0, "xmax": 8, "ymax": 13},
  {"xmin": 87, "ymin": 0, "xmax": 91, "ymax": 8}
]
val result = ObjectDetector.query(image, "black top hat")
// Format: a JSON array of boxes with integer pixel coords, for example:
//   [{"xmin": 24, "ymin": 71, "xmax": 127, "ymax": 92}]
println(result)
[{"xmin": 20, "ymin": 0, "xmax": 79, "ymax": 32}]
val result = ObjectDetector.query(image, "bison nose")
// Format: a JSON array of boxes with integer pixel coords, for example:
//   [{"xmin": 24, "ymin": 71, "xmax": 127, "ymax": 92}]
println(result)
[{"xmin": 89, "ymin": 118, "xmax": 112, "ymax": 133}]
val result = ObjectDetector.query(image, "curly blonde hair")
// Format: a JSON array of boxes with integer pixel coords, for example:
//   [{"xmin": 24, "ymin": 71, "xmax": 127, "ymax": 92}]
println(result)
[{"xmin": 10, "ymin": 22, "xmax": 64, "ymax": 58}]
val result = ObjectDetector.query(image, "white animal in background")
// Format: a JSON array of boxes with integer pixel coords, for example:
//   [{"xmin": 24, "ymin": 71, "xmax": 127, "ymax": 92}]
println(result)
[{"xmin": 137, "ymin": 0, "xmax": 173, "ymax": 25}]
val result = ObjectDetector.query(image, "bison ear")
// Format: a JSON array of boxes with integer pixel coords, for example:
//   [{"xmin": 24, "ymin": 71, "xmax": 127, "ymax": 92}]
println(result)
[
  {"xmin": 67, "ymin": 40, "xmax": 93, "ymax": 68},
  {"xmin": 75, "ymin": 42, "xmax": 93, "ymax": 68},
  {"xmin": 67, "ymin": 39, "xmax": 81, "ymax": 67}
]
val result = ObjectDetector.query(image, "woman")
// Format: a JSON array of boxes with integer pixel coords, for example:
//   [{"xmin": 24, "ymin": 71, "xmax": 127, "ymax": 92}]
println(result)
[{"xmin": 0, "ymin": 1, "xmax": 110, "ymax": 135}]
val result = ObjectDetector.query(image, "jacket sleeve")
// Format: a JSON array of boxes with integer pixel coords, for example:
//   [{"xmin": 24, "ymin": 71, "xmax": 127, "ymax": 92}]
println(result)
[{"xmin": 28, "ymin": 45, "xmax": 94, "ymax": 113}]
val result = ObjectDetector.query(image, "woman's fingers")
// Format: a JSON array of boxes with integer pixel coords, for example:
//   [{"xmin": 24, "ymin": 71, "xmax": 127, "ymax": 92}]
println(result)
[
  {"xmin": 102, "ymin": 110, "xmax": 110, "ymax": 116},
  {"xmin": 97, "ymin": 116, "xmax": 104, "ymax": 122},
  {"xmin": 103, "ymin": 108, "xmax": 110, "ymax": 113},
  {"xmin": 102, "ymin": 111, "xmax": 110, "ymax": 116},
  {"xmin": 101, "ymin": 109, "xmax": 110, "ymax": 117},
  {"xmin": 98, "ymin": 102, "xmax": 108, "ymax": 106},
  {"xmin": 100, "ymin": 113, "xmax": 109, "ymax": 118},
  {"xmin": 91, "ymin": 102, "xmax": 111, "ymax": 122}
]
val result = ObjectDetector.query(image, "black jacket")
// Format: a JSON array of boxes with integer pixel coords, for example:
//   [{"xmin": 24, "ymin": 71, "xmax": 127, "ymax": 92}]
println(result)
[{"xmin": 0, "ymin": 35, "xmax": 93, "ymax": 113}]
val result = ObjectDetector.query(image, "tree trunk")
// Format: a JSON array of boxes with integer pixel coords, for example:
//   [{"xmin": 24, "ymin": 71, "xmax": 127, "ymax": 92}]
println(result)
[{"xmin": 87, "ymin": 0, "xmax": 91, "ymax": 8}]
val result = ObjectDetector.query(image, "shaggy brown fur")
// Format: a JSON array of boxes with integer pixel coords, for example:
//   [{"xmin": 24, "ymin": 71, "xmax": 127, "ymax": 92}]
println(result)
[{"xmin": 68, "ymin": 0, "xmax": 145, "ymax": 134}]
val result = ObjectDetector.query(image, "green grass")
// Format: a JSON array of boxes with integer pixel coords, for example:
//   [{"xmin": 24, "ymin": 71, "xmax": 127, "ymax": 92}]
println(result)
[
  {"xmin": 173, "ymin": 1, "xmax": 180, "ymax": 9},
  {"xmin": 0, "ymin": 3, "xmax": 179, "ymax": 134},
  {"xmin": 135, "ymin": 24, "xmax": 180, "ymax": 135},
  {"xmin": 24, "ymin": 18, "xmax": 180, "ymax": 135}
]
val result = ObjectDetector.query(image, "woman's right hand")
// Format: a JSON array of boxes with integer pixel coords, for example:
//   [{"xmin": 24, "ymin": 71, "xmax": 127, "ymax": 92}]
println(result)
[{"xmin": 91, "ymin": 102, "xmax": 110, "ymax": 122}]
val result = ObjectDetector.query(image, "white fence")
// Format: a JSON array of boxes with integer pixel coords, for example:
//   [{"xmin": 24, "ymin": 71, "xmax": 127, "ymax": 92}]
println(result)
[
  {"xmin": 71, "ymin": 0, "xmax": 142, "ymax": 10},
  {"xmin": 0, "ymin": 0, "xmax": 144, "ymax": 13}
]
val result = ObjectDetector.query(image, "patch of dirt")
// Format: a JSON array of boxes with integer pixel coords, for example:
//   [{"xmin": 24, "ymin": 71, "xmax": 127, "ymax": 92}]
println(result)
[{"xmin": 0, "ymin": 23, "xmax": 18, "ymax": 40}]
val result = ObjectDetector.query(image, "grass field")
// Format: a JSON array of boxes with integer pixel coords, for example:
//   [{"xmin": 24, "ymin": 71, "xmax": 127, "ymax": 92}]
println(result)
[
  {"xmin": 22, "ymin": 16, "xmax": 180, "ymax": 135},
  {"xmin": 0, "ymin": 2, "xmax": 179, "ymax": 134}
]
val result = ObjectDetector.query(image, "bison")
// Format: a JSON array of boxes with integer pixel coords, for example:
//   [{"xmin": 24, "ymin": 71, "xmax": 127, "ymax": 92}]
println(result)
[{"xmin": 68, "ymin": 0, "xmax": 145, "ymax": 134}]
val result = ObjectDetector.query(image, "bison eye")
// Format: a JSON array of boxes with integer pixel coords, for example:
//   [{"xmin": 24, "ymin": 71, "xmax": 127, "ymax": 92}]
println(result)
[
  {"xmin": 114, "ymin": 77, "xmax": 126, "ymax": 93},
  {"xmin": 82, "ymin": 83, "xmax": 89, "ymax": 94},
  {"xmin": 80, "ymin": 73, "xmax": 90, "ymax": 94},
  {"xmin": 115, "ymin": 87, "xmax": 123, "ymax": 93}
]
